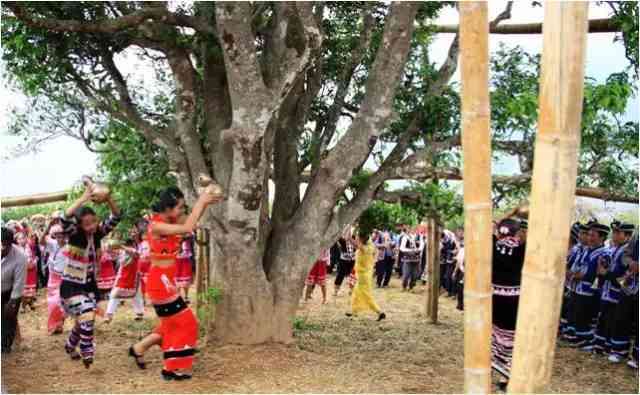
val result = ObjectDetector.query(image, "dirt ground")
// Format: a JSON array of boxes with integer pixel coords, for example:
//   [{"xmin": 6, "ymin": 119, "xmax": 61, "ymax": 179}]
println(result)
[{"xmin": 2, "ymin": 276, "xmax": 638, "ymax": 393}]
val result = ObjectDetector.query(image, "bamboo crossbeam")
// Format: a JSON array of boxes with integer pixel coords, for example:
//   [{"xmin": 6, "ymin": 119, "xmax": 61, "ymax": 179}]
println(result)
[
  {"xmin": 459, "ymin": 3, "xmax": 493, "ymax": 393},
  {"xmin": 1, "ymin": 190, "xmax": 69, "ymax": 208},
  {"xmin": 508, "ymin": 3, "xmax": 589, "ymax": 393},
  {"xmin": 434, "ymin": 17, "xmax": 616, "ymax": 34}
]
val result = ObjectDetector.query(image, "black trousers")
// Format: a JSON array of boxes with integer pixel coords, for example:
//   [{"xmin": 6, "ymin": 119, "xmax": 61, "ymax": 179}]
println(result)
[
  {"xmin": 456, "ymin": 273, "xmax": 464, "ymax": 310},
  {"xmin": 375, "ymin": 256, "xmax": 394, "ymax": 287},
  {"xmin": 38, "ymin": 261, "xmax": 49, "ymax": 289},
  {"xmin": 445, "ymin": 263, "xmax": 458, "ymax": 296},
  {"xmin": 1, "ymin": 291, "xmax": 21, "ymax": 353},
  {"xmin": 335, "ymin": 259, "xmax": 355, "ymax": 287},
  {"xmin": 440, "ymin": 263, "xmax": 449, "ymax": 291}
]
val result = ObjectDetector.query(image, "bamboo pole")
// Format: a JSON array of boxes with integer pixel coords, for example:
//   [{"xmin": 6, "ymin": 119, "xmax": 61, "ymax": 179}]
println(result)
[
  {"xmin": 429, "ymin": 221, "xmax": 441, "ymax": 324},
  {"xmin": 508, "ymin": 3, "xmax": 589, "ymax": 393},
  {"xmin": 459, "ymin": 3, "xmax": 493, "ymax": 393},
  {"xmin": 1, "ymin": 190, "xmax": 69, "ymax": 208},
  {"xmin": 202, "ymin": 228, "xmax": 212, "ymax": 344},
  {"xmin": 195, "ymin": 229, "xmax": 206, "ymax": 312},
  {"xmin": 425, "ymin": 219, "xmax": 434, "ymax": 317}
]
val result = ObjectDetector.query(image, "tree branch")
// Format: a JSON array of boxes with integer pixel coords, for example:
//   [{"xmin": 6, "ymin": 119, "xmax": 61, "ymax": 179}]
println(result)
[
  {"xmin": 5, "ymin": 3, "xmax": 215, "ymax": 34},
  {"xmin": 309, "ymin": 5, "xmax": 376, "ymax": 172}
]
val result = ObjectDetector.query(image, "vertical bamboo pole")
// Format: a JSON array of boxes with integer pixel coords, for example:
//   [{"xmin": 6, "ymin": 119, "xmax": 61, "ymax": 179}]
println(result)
[
  {"xmin": 459, "ymin": 2, "xmax": 493, "ymax": 393},
  {"xmin": 508, "ymin": 3, "xmax": 589, "ymax": 393},
  {"xmin": 425, "ymin": 219, "xmax": 434, "ymax": 317},
  {"xmin": 429, "ymin": 221, "xmax": 441, "ymax": 324},
  {"xmin": 202, "ymin": 228, "xmax": 212, "ymax": 344},
  {"xmin": 195, "ymin": 229, "xmax": 206, "ymax": 311}
]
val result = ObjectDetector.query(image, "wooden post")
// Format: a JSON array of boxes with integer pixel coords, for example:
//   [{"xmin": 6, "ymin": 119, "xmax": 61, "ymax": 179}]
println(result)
[
  {"xmin": 202, "ymin": 228, "xmax": 212, "ymax": 344},
  {"xmin": 459, "ymin": 2, "xmax": 493, "ymax": 393},
  {"xmin": 426, "ymin": 217, "xmax": 441, "ymax": 323},
  {"xmin": 508, "ymin": 3, "xmax": 589, "ymax": 393},
  {"xmin": 430, "ymin": 221, "xmax": 441, "ymax": 324},
  {"xmin": 425, "ymin": 219, "xmax": 434, "ymax": 317},
  {"xmin": 195, "ymin": 229, "xmax": 206, "ymax": 311}
]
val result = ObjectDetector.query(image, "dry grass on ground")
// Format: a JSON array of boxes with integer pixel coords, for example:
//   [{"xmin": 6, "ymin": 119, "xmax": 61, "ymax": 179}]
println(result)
[{"xmin": 2, "ymin": 276, "xmax": 638, "ymax": 393}]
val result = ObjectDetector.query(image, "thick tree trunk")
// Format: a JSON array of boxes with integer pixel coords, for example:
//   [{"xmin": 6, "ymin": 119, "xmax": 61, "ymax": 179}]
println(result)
[{"xmin": 209, "ymin": 242, "xmax": 307, "ymax": 344}]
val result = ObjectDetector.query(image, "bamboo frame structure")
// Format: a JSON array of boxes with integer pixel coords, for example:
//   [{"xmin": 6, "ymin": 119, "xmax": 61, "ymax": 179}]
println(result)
[
  {"xmin": 426, "ymin": 217, "xmax": 441, "ymax": 323},
  {"xmin": 201, "ymin": 228, "xmax": 212, "ymax": 344},
  {"xmin": 1, "ymin": 190, "xmax": 69, "ymax": 208},
  {"xmin": 425, "ymin": 218, "xmax": 435, "ymax": 317},
  {"xmin": 459, "ymin": 3, "xmax": 493, "ymax": 393},
  {"xmin": 508, "ymin": 3, "xmax": 589, "ymax": 392},
  {"xmin": 195, "ymin": 229, "xmax": 207, "ymax": 311}
]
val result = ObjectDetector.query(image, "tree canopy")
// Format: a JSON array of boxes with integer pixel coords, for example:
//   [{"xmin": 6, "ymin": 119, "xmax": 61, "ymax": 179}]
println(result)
[{"xmin": 1, "ymin": 1, "xmax": 638, "ymax": 343}]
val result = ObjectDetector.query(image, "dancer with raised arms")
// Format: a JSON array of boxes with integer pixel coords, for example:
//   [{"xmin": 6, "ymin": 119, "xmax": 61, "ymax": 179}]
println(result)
[{"xmin": 129, "ymin": 186, "xmax": 222, "ymax": 381}]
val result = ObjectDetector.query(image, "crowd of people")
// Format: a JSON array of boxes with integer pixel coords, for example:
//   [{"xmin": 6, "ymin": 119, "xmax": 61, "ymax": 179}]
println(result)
[
  {"xmin": 1, "ymin": 185, "xmax": 217, "ymax": 381},
  {"xmin": 2, "ymin": 183, "xmax": 638, "ymax": 388},
  {"xmin": 302, "ymin": 216, "xmax": 639, "ymax": 391}
]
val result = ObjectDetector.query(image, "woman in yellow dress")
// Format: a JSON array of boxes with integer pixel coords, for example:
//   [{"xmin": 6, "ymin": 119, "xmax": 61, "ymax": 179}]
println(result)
[{"xmin": 347, "ymin": 230, "xmax": 386, "ymax": 321}]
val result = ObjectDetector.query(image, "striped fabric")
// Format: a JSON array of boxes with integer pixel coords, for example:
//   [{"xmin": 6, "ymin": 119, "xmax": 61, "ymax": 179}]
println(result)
[{"xmin": 491, "ymin": 325, "xmax": 515, "ymax": 379}]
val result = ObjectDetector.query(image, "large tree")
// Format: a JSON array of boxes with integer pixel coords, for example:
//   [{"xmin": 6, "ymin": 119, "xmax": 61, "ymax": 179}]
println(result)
[{"xmin": 2, "ymin": 1, "xmax": 637, "ymax": 344}]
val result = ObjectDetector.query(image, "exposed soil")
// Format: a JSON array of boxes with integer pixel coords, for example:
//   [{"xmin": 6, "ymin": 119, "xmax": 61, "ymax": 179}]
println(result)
[{"xmin": 2, "ymin": 276, "xmax": 637, "ymax": 393}]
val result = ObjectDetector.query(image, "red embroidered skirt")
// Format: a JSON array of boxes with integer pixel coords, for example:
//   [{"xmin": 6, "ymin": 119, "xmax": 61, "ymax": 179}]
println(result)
[
  {"xmin": 306, "ymin": 259, "xmax": 328, "ymax": 286},
  {"xmin": 112, "ymin": 256, "xmax": 139, "ymax": 299},
  {"xmin": 175, "ymin": 257, "xmax": 193, "ymax": 288},
  {"xmin": 47, "ymin": 272, "xmax": 65, "ymax": 334},
  {"xmin": 138, "ymin": 259, "xmax": 151, "ymax": 295},
  {"xmin": 147, "ymin": 264, "xmax": 198, "ymax": 372},
  {"xmin": 24, "ymin": 266, "xmax": 38, "ymax": 298},
  {"xmin": 97, "ymin": 257, "xmax": 116, "ymax": 290}
]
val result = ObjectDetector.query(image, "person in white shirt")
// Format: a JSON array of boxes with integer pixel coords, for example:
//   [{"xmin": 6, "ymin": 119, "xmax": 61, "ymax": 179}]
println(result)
[
  {"xmin": 400, "ymin": 229, "xmax": 424, "ymax": 291},
  {"xmin": 2, "ymin": 227, "xmax": 27, "ymax": 353}
]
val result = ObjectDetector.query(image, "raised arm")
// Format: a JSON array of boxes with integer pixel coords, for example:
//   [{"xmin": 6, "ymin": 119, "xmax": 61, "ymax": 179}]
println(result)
[
  {"xmin": 105, "ymin": 195, "xmax": 121, "ymax": 217},
  {"xmin": 65, "ymin": 188, "xmax": 93, "ymax": 219},
  {"xmin": 152, "ymin": 193, "xmax": 221, "ymax": 237},
  {"xmin": 99, "ymin": 196, "xmax": 123, "ymax": 236}
]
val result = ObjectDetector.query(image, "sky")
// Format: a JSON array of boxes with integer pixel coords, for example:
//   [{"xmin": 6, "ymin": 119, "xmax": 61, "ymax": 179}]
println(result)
[{"xmin": 0, "ymin": 1, "xmax": 637, "ymax": 212}]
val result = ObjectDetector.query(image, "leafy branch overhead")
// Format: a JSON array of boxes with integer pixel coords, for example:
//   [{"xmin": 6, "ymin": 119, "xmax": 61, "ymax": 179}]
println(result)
[{"xmin": 2, "ymin": 1, "xmax": 637, "ymax": 343}]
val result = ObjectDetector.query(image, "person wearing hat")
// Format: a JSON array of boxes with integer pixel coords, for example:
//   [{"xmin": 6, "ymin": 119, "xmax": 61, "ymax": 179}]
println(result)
[
  {"xmin": 590, "ymin": 222, "xmax": 635, "ymax": 357},
  {"xmin": 566, "ymin": 222, "xmax": 611, "ymax": 349},
  {"xmin": 560, "ymin": 222, "xmax": 586, "ymax": 338},
  {"xmin": 578, "ymin": 222, "xmax": 590, "ymax": 247},
  {"xmin": 490, "ymin": 218, "xmax": 527, "ymax": 390},
  {"xmin": 600, "ymin": 224, "xmax": 638, "ymax": 365}
]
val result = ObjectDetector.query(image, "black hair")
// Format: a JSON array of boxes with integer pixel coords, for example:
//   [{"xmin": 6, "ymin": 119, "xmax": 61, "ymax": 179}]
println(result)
[
  {"xmin": 124, "ymin": 238, "xmax": 136, "ymax": 247},
  {"xmin": 151, "ymin": 187, "xmax": 185, "ymax": 213},
  {"xmin": 357, "ymin": 227, "xmax": 370, "ymax": 243},
  {"xmin": 75, "ymin": 206, "xmax": 96, "ymax": 221},
  {"xmin": 497, "ymin": 218, "xmax": 520, "ymax": 237},
  {"xmin": 2, "ymin": 227, "xmax": 15, "ymax": 247}
]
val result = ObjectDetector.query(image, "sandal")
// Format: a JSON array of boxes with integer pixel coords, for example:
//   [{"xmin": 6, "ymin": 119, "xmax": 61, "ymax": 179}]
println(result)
[
  {"xmin": 161, "ymin": 369, "xmax": 192, "ymax": 381},
  {"xmin": 82, "ymin": 358, "xmax": 93, "ymax": 369},
  {"xmin": 65, "ymin": 345, "xmax": 81, "ymax": 361},
  {"xmin": 128, "ymin": 346, "xmax": 147, "ymax": 370}
]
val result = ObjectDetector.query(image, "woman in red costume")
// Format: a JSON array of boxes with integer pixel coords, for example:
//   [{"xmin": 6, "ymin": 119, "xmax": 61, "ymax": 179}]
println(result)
[{"xmin": 129, "ymin": 186, "xmax": 220, "ymax": 381}]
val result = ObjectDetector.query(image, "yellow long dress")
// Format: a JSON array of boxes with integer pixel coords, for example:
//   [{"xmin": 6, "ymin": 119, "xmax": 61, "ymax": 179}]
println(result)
[{"xmin": 350, "ymin": 240, "xmax": 381, "ymax": 315}]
